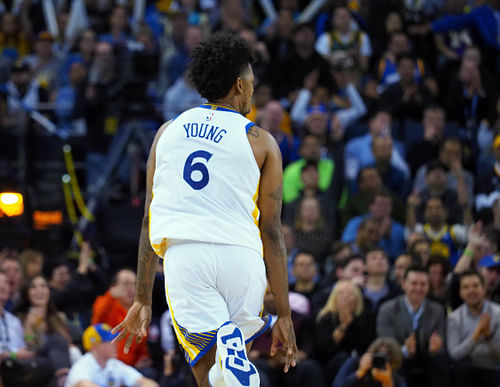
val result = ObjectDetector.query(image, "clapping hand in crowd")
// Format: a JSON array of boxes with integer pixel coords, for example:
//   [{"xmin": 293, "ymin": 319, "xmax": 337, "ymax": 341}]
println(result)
[
  {"xmin": 473, "ymin": 313, "xmax": 492, "ymax": 341},
  {"xmin": 429, "ymin": 331, "xmax": 443, "ymax": 354}
]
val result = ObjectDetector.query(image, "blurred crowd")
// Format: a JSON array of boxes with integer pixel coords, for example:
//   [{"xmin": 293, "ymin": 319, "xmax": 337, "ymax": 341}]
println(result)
[{"xmin": 1, "ymin": 0, "xmax": 500, "ymax": 386}]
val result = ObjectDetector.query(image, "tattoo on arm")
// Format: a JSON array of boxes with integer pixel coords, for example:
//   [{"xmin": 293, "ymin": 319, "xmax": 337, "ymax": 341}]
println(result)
[
  {"xmin": 269, "ymin": 184, "xmax": 283, "ymax": 222},
  {"xmin": 265, "ymin": 184, "xmax": 286, "ymax": 256},
  {"xmin": 247, "ymin": 126, "xmax": 260, "ymax": 137},
  {"xmin": 136, "ymin": 219, "xmax": 159, "ymax": 304}
]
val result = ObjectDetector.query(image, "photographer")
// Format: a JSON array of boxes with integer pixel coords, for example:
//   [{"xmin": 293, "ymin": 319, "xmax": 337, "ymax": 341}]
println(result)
[{"xmin": 332, "ymin": 337, "xmax": 406, "ymax": 387}]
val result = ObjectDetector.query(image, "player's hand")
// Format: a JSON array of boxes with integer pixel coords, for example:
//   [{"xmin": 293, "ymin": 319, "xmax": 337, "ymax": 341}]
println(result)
[
  {"xmin": 111, "ymin": 301, "xmax": 151, "ymax": 353},
  {"xmin": 270, "ymin": 316, "xmax": 297, "ymax": 373}
]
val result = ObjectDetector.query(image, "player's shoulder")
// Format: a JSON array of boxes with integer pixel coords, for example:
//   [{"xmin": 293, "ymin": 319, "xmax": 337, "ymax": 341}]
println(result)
[
  {"xmin": 247, "ymin": 125, "xmax": 281, "ymax": 168},
  {"xmin": 247, "ymin": 125, "xmax": 278, "ymax": 148}
]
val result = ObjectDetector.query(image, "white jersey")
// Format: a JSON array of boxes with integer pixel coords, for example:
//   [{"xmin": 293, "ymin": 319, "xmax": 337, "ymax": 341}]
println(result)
[{"xmin": 149, "ymin": 104, "xmax": 262, "ymax": 257}]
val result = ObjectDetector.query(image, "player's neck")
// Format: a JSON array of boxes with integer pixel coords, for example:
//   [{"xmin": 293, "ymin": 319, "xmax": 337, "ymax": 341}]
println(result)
[{"xmin": 209, "ymin": 98, "xmax": 241, "ymax": 113}]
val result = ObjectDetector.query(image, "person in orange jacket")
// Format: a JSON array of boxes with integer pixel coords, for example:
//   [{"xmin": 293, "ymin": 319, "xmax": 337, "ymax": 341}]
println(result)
[{"xmin": 92, "ymin": 269, "xmax": 152, "ymax": 368}]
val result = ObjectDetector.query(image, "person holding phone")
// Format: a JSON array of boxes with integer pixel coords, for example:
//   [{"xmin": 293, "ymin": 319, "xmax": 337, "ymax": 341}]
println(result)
[{"xmin": 332, "ymin": 337, "xmax": 406, "ymax": 387}]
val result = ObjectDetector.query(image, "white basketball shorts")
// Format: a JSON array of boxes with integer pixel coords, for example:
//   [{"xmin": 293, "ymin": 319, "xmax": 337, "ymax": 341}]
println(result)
[{"xmin": 163, "ymin": 240, "xmax": 269, "ymax": 366}]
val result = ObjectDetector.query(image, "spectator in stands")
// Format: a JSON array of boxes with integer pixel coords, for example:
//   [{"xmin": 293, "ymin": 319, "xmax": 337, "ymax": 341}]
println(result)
[
  {"xmin": 315, "ymin": 5, "xmax": 372, "ymax": 72},
  {"xmin": 476, "ymin": 134, "xmax": 500, "ymax": 208},
  {"xmin": 259, "ymin": 100, "xmax": 297, "ymax": 167},
  {"xmin": 66, "ymin": 323, "xmax": 158, "ymax": 387},
  {"xmin": 239, "ymin": 27, "xmax": 271, "ymax": 83},
  {"xmin": 408, "ymin": 238, "xmax": 431, "ymax": 267},
  {"xmin": 162, "ymin": 69, "xmax": 205, "ymax": 121},
  {"xmin": 0, "ymin": 60, "xmax": 47, "ymax": 127},
  {"xmin": 292, "ymin": 196, "xmax": 333, "ymax": 264},
  {"xmin": 83, "ymin": 40, "xmax": 123, "ymax": 186},
  {"xmin": 367, "ymin": 31, "xmax": 413, "ymax": 94},
  {"xmin": 75, "ymin": 29, "xmax": 97, "ymax": 66},
  {"xmin": 343, "ymin": 188, "xmax": 406, "ymax": 261},
  {"xmin": 332, "ymin": 337, "xmax": 406, "ymax": 387},
  {"xmin": 283, "ymin": 134, "xmax": 334, "ymax": 204},
  {"xmin": 0, "ymin": 271, "xmax": 35, "ymax": 359},
  {"xmin": 363, "ymin": 248, "xmax": 398, "ymax": 312},
  {"xmin": 214, "ymin": 0, "xmax": 247, "ymax": 33},
  {"xmin": 99, "ymin": 5, "xmax": 131, "ymax": 49},
  {"xmin": 407, "ymin": 105, "xmax": 446, "ymax": 176},
  {"xmin": 91, "ymin": 269, "xmax": 151, "ymax": 369},
  {"xmin": 381, "ymin": 53, "xmax": 434, "ymax": 123},
  {"xmin": 392, "ymin": 253, "xmax": 413, "ymax": 289},
  {"xmin": 316, "ymin": 280, "xmax": 374, "ymax": 383},
  {"xmin": 377, "ymin": 265, "xmax": 449, "ymax": 387},
  {"xmin": 433, "ymin": 2, "xmax": 475, "ymax": 71},
  {"xmin": 289, "ymin": 251, "xmax": 321, "ymax": 312},
  {"xmin": 0, "ymin": 13, "xmax": 30, "ymax": 61},
  {"xmin": 54, "ymin": 57, "xmax": 88, "ymax": 135},
  {"xmin": 321, "ymin": 242, "xmax": 354, "ymax": 285},
  {"xmin": 411, "ymin": 160, "xmax": 470, "ymax": 225},
  {"xmin": 371, "ymin": 134, "xmax": 411, "ymax": 200},
  {"xmin": 343, "ymin": 166, "xmax": 380, "ymax": 224},
  {"xmin": 350, "ymin": 218, "xmax": 382, "ymax": 256},
  {"xmin": 290, "ymin": 72, "xmax": 366, "ymax": 137},
  {"xmin": 273, "ymin": 22, "xmax": 333, "ymax": 99},
  {"xmin": 407, "ymin": 195, "xmax": 468, "ymax": 267},
  {"xmin": 345, "ymin": 111, "xmax": 409, "ymax": 187},
  {"xmin": 18, "ymin": 248, "xmax": 43, "ymax": 282},
  {"xmin": 262, "ymin": 7, "xmax": 294, "ymax": 62},
  {"xmin": 445, "ymin": 53, "xmax": 498, "ymax": 131},
  {"xmin": 477, "ymin": 255, "xmax": 500, "ymax": 304},
  {"xmin": 487, "ymin": 197, "xmax": 500, "ymax": 253},
  {"xmin": 427, "ymin": 255, "xmax": 450, "ymax": 305},
  {"xmin": 24, "ymin": 31, "xmax": 61, "ymax": 91},
  {"xmin": 49, "ymin": 242, "xmax": 107, "ymax": 329},
  {"xmin": 14, "ymin": 275, "xmax": 71, "ymax": 386},
  {"xmin": 0, "ymin": 255, "xmax": 22, "ymax": 310},
  {"xmin": 414, "ymin": 138, "xmax": 474, "ymax": 208},
  {"xmin": 334, "ymin": 254, "xmax": 366, "ymax": 287},
  {"xmin": 447, "ymin": 269, "xmax": 500, "ymax": 387},
  {"xmin": 166, "ymin": 25, "xmax": 202, "ymax": 87},
  {"xmin": 248, "ymin": 82, "xmax": 289, "ymax": 133},
  {"xmin": 450, "ymin": 222, "xmax": 496, "ymax": 309},
  {"xmin": 283, "ymin": 161, "xmax": 337, "ymax": 230}
]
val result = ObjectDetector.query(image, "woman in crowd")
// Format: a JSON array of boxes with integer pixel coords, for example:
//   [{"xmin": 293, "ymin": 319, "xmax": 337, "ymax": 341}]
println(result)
[
  {"xmin": 315, "ymin": 280, "xmax": 375, "ymax": 383},
  {"xmin": 14, "ymin": 275, "xmax": 72, "ymax": 386}
]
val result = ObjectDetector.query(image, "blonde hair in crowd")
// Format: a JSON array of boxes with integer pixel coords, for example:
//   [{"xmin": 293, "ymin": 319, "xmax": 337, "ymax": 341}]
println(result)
[{"xmin": 317, "ymin": 280, "xmax": 364, "ymax": 319}]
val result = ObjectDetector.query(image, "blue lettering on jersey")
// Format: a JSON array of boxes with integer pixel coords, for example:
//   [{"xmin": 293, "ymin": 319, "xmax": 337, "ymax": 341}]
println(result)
[{"xmin": 183, "ymin": 122, "xmax": 227, "ymax": 143}]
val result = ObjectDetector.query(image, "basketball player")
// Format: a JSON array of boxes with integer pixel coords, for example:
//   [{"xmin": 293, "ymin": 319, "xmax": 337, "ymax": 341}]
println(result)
[{"xmin": 112, "ymin": 34, "xmax": 297, "ymax": 387}]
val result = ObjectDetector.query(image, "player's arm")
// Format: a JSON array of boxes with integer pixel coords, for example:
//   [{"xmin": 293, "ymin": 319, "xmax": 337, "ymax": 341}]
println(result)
[
  {"xmin": 112, "ymin": 122, "xmax": 169, "ymax": 351},
  {"xmin": 135, "ymin": 122, "xmax": 169, "ymax": 305},
  {"xmin": 255, "ymin": 127, "xmax": 297, "ymax": 372}
]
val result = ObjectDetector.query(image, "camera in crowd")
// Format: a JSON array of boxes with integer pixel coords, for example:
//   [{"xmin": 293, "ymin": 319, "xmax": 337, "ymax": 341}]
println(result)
[{"xmin": 372, "ymin": 352, "xmax": 388, "ymax": 370}]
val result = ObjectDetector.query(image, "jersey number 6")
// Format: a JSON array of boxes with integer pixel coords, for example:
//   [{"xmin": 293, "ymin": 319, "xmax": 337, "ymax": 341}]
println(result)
[{"xmin": 183, "ymin": 150, "xmax": 213, "ymax": 190}]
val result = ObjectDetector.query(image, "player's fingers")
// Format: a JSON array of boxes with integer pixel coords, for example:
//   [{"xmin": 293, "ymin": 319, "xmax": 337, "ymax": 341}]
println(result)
[
  {"xmin": 270, "ymin": 335, "xmax": 279, "ymax": 357},
  {"xmin": 136, "ymin": 334, "xmax": 143, "ymax": 344},
  {"xmin": 124, "ymin": 333, "xmax": 135, "ymax": 354},
  {"xmin": 111, "ymin": 322, "xmax": 124, "ymax": 335},
  {"xmin": 284, "ymin": 347, "xmax": 292, "ymax": 373},
  {"xmin": 141, "ymin": 319, "xmax": 149, "ymax": 337},
  {"xmin": 112, "ymin": 329, "xmax": 128, "ymax": 344}
]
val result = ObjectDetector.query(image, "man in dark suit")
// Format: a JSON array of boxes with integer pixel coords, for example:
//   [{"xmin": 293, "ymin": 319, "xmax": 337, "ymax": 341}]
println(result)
[{"xmin": 376, "ymin": 265, "xmax": 450, "ymax": 387}]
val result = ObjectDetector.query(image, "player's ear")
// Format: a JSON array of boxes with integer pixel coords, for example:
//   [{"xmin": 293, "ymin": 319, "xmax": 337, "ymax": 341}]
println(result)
[{"xmin": 235, "ymin": 76, "xmax": 246, "ymax": 94}]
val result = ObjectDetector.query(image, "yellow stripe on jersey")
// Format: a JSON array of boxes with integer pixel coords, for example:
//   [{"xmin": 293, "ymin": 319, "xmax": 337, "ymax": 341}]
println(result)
[
  {"xmin": 251, "ymin": 179, "xmax": 260, "ymax": 228},
  {"xmin": 163, "ymin": 260, "xmax": 217, "ymax": 365}
]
